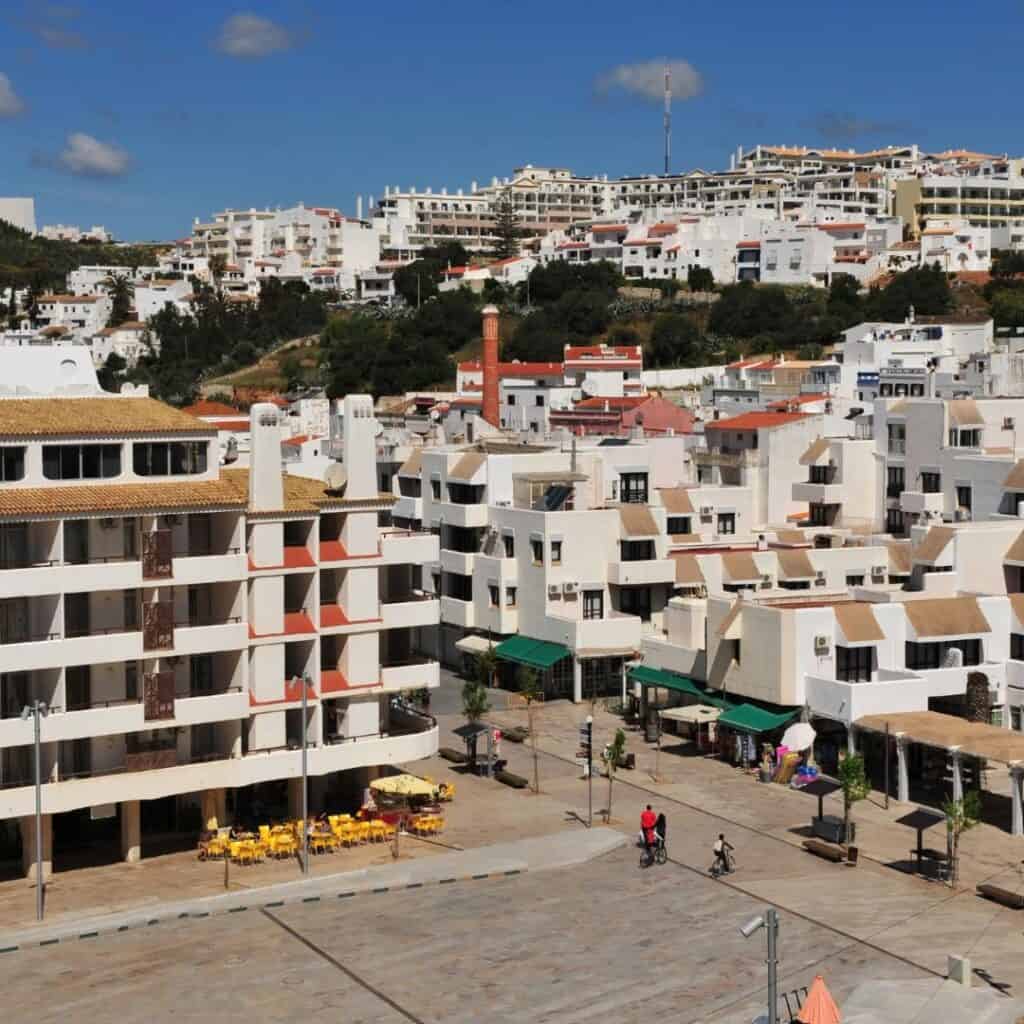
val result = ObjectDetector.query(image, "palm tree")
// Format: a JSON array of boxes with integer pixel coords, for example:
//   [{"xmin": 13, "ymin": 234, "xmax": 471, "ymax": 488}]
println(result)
[
  {"xmin": 519, "ymin": 666, "xmax": 542, "ymax": 794},
  {"xmin": 208, "ymin": 254, "xmax": 228, "ymax": 290},
  {"xmin": 602, "ymin": 728, "xmax": 627, "ymax": 824},
  {"xmin": 105, "ymin": 273, "xmax": 133, "ymax": 328}
]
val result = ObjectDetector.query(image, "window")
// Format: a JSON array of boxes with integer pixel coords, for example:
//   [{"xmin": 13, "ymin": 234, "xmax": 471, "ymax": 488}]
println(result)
[
  {"xmin": 810, "ymin": 503, "xmax": 831, "ymax": 527},
  {"xmin": 886, "ymin": 507, "xmax": 904, "ymax": 533},
  {"xmin": 621, "ymin": 539, "xmax": 655, "ymax": 561},
  {"xmin": 887, "ymin": 466, "xmax": 904, "ymax": 498},
  {"xmin": 921, "ymin": 471, "xmax": 941, "ymax": 494},
  {"xmin": 502, "ymin": 534, "xmax": 514, "ymax": 558},
  {"xmin": 123, "ymin": 590, "xmax": 139, "ymax": 630},
  {"xmin": 125, "ymin": 661, "xmax": 138, "ymax": 701},
  {"xmin": 0, "ymin": 447, "xmax": 25, "ymax": 482},
  {"xmin": 667, "ymin": 516, "xmax": 691, "ymax": 535},
  {"xmin": 837, "ymin": 645, "xmax": 873, "ymax": 682},
  {"xmin": 1012, "ymin": 633, "xmax": 1024, "ymax": 661},
  {"xmin": 535, "ymin": 395, "xmax": 545, "ymax": 406},
  {"xmin": 809, "ymin": 464, "xmax": 834, "ymax": 485},
  {"xmin": 620, "ymin": 472, "xmax": 648, "ymax": 504},
  {"xmin": 531, "ymin": 539, "xmax": 544, "ymax": 565},
  {"xmin": 190, "ymin": 654, "xmax": 213, "ymax": 693},
  {"xmin": 43, "ymin": 443, "xmax": 120, "ymax": 480},
  {"xmin": 846, "ymin": 574, "xmax": 865, "ymax": 587},
  {"xmin": 887, "ymin": 423, "xmax": 905, "ymax": 454},
  {"xmin": 551, "ymin": 540, "xmax": 562, "ymax": 565},
  {"xmin": 956, "ymin": 485, "xmax": 972, "ymax": 511},
  {"xmin": 717, "ymin": 513, "xmax": 736, "ymax": 535},
  {"xmin": 430, "ymin": 479, "xmax": 441, "ymax": 499},
  {"xmin": 620, "ymin": 586, "xmax": 652, "ymax": 621},
  {"xmin": 488, "ymin": 584, "xmax": 499, "ymax": 607},
  {"xmin": 505, "ymin": 586, "xmax": 517, "ymax": 607},
  {"xmin": 1013, "ymin": 706, "xmax": 1023, "ymax": 732},
  {"xmin": 507, "ymin": 394, "xmax": 517, "ymax": 405},
  {"xmin": 133, "ymin": 442, "xmax": 207, "ymax": 477},
  {"xmin": 583, "ymin": 590, "xmax": 603, "ymax": 620},
  {"xmin": 905, "ymin": 638, "xmax": 981, "ymax": 670}
]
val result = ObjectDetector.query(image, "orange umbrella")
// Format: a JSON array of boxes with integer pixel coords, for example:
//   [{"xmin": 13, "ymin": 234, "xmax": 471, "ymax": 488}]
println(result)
[{"xmin": 796, "ymin": 975, "xmax": 841, "ymax": 1024}]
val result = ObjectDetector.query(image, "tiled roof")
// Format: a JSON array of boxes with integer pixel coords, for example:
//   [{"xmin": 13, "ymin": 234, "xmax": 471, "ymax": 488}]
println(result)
[
  {"xmin": 574, "ymin": 396, "xmax": 647, "ymax": 410},
  {"xmin": 705, "ymin": 412, "xmax": 809, "ymax": 432},
  {"xmin": 564, "ymin": 345, "xmax": 642, "ymax": 362},
  {"xmin": 0, "ymin": 397, "xmax": 212, "ymax": 438},
  {"xmin": 183, "ymin": 400, "xmax": 240, "ymax": 418},
  {"xmin": 221, "ymin": 468, "xmax": 395, "ymax": 515}
]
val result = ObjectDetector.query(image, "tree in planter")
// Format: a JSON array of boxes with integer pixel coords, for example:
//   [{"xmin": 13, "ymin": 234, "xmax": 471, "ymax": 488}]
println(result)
[
  {"xmin": 475, "ymin": 646, "xmax": 499, "ymax": 690},
  {"xmin": 943, "ymin": 790, "xmax": 982, "ymax": 886},
  {"xmin": 519, "ymin": 666, "xmax": 542, "ymax": 795},
  {"xmin": 461, "ymin": 678, "xmax": 490, "ymax": 769},
  {"xmin": 602, "ymin": 728, "xmax": 627, "ymax": 824},
  {"xmin": 838, "ymin": 752, "xmax": 870, "ymax": 845}
]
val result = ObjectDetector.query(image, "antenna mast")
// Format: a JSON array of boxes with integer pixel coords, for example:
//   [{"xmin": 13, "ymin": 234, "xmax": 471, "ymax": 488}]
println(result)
[{"xmin": 663, "ymin": 63, "xmax": 671, "ymax": 175}]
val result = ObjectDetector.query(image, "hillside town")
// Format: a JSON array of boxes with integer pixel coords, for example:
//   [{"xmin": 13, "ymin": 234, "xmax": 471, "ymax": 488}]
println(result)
[{"xmin": 8, "ymin": 31, "xmax": 1024, "ymax": 1012}]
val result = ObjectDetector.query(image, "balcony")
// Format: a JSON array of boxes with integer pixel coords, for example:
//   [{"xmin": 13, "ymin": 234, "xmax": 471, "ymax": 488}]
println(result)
[
  {"xmin": 690, "ymin": 446, "xmax": 761, "ymax": 468},
  {"xmin": 440, "ymin": 549, "xmax": 476, "ymax": 576},
  {"xmin": 900, "ymin": 490, "xmax": 945, "ymax": 515},
  {"xmin": 792, "ymin": 481, "xmax": 844, "ymax": 505},
  {"xmin": 805, "ymin": 672, "xmax": 932, "ymax": 725},
  {"xmin": 439, "ymin": 595, "xmax": 474, "ymax": 628},
  {"xmin": 552, "ymin": 611, "xmax": 642, "ymax": 654},
  {"xmin": 607, "ymin": 560, "xmax": 676, "ymax": 586},
  {"xmin": 382, "ymin": 594, "xmax": 440, "ymax": 630},
  {"xmin": 392, "ymin": 495, "xmax": 423, "ymax": 523},
  {"xmin": 380, "ymin": 658, "xmax": 441, "ymax": 692},
  {"xmin": 433, "ymin": 501, "xmax": 488, "ymax": 528},
  {"xmin": 171, "ymin": 550, "xmax": 245, "ymax": 586},
  {"xmin": 381, "ymin": 530, "xmax": 437, "ymax": 565}
]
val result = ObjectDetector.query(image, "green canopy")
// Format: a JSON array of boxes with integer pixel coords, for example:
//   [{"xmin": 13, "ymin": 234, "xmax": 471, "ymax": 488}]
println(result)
[
  {"xmin": 628, "ymin": 666, "xmax": 734, "ymax": 709},
  {"xmin": 717, "ymin": 703, "xmax": 798, "ymax": 734},
  {"xmin": 494, "ymin": 635, "xmax": 571, "ymax": 670}
]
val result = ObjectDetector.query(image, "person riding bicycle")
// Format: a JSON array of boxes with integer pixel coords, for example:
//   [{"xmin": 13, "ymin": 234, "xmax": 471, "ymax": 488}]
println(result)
[
  {"xmin": 640, "ymin": 805, "xmax": 657, "ymax": 854},
  {"xmin": 654, "ymin": 812, "xmax": 667, "ymax": 852},
  {"xmin": 713, "ymin": 833, "xmax": 733, "ymax": 875}
]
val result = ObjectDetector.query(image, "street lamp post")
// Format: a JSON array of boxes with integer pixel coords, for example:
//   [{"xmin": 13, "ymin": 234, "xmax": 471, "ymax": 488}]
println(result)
[
  {"xmin": 20, "ymin": 700, "xmax": 49, "ymax": 921},
  {"xmin": 299, "ymin": 673, "xmax": 311, "ymax": 875},
  {"xmin": 740, "ymin": 908, "xmax": 779, "ymax": 1024}
]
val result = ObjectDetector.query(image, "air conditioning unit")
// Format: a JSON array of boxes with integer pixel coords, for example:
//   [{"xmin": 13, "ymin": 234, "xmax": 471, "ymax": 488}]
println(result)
[
  {"xmin": 871, "ymin": 564, "xmax": 887, "ymax": 578},
  {"xmin": 815, "ymin": 570, "xmax": 826, "ymax": 580},
  {"xmin": 1005, "ymin": 417, "xmax": 1016, "ymax": 430},
  {"xmin": 814, "ymin": 635, "xmax": 831, "ymax": 655},
  {"xmin": 814, "ymin": 576, "xmax": 827, "ymax": 587},
  {"xmin": 700, "ymin": 506, "xmax": 714, "ymax": 518},
  {"xmin": 547, "ymin": 583, "xmax": 561, "ymax": 598},
  {"xmin": 563, "ymin": 581, "xmax": 578, "ymax": 594}
]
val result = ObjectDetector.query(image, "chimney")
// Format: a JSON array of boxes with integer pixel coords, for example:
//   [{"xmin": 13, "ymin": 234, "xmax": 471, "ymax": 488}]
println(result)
[
  {"xmin": 342, "ymin": 395, "xmax": 377, "ymax": 499},
  {"xmin": 356, "ymin": 195, "xmax": 363, "ymax": 219},
  {"xmin": 248, "ymin": 403, "xmax": 284, "ymax": 512},
  {"xmin": 481, "ymin": 305, "xmax": 500, "ymax": 427}
]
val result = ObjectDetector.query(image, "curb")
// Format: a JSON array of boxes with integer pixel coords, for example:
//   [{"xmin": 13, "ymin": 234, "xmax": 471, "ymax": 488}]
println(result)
[{"xmin": 0, "ymin": 867, "xmax": 527, "ymax": 954}]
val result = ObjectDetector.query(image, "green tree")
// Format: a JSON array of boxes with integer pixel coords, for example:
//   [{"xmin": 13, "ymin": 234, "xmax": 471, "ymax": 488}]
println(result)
[
  {"xmin": 990, "ymin": 289, "xmax": 1024, "ymax": 328},
  {"xmin": 490, "ymin": 189, "xmax": 521, "ymax": 260},
  {"xmin": 649, "ymin": 313, "xmax": 701, "ymax": 368},
  {"xmin": 864, "ymin": 264, "xmax": 951, "ymax": 322},
  {"xmin": 602, "ymin": 728, "xmax": 627, "ymax": 824},
  {"xmin": 462, "ymin": 679, "xmax": 490, "ymax": 722},
  {"xmin": 97, "ymin": 351, "xmax": 128, "ymax": 392},
  {"xmin": 518, "ymin": 667, "xmax": 543, "ymax": 795},
  {"xmin": 475, "ymin": 646, "xmax": 498, "ymax": 690},
  {"xmin": 826, "ymin": 273, "xmax": 863, "ymax": 328},
  {"xmin": 991, "ymin": 249, "xmax": 1024, "ymax": 279},
  {"xmin": 687, "ymin": 265, "xmax": 714, "ymax": 292},
  {"xmin": 208, "ymin": 254, "xmax": 227, "ymax": 288},
  {"xmin": 105, "ymin": 273, "xmax": 133, "ymax": 328},
  {"xmin": 943, "ymin": 790, "xmax": 982, "ymax": 886},
  {"xmin": 838, "ymin": 752, "xmax": 870, "ymax": 845}
]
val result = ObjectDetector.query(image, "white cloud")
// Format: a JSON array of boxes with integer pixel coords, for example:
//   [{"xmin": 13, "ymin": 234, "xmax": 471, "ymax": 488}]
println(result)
[
  {"xmin": 0, "ymin": 73, "xmax": 25, "ymax": 117},
  {"xmin": 215, "ymin": 13, "xmax": 295, "ymax": 57},
  {"xmin": 595, "ymin": 59, "xmax": 703, "ymax": 103},
  {"xmin": 56, "ymin": 133, "xmax": 131, "ymax": 177}
]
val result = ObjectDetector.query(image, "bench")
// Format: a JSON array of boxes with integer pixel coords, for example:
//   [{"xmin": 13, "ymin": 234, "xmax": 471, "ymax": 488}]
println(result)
[
  {"xmin": 802, "ymin": 839, "xmax": 844, "ymax": 863},
  {"xmin": 977, "ymin": 883, "xmax": 1024, "ymax": 909}
]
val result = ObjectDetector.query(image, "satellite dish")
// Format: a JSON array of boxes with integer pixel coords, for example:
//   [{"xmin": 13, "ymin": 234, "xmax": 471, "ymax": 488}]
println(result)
[{"xmin": 324, "ymin": 463, "xmax": 347, "ymax": 494}]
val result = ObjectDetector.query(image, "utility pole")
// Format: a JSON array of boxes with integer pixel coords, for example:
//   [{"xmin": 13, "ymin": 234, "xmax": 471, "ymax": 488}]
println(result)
[
  {"xmin": 300, "ymin": 673, "xmax": 310, "ymax": 874},
  {"xmin": 663, "ymin": 63, "xmax": 672, "ymax": 176},
  {"xmin": 21, "ymin": 701, "xmax": 49, "ymax": 921}
]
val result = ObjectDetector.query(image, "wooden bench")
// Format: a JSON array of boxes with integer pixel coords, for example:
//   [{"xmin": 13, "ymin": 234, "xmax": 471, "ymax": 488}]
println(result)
[
  {"xmin": 802, "ymin": 839, "xmax": 844, "ymax": 863},
  {"xmin": 977, "ymin": 883, "xmax": 1024, "ymax": 909}
]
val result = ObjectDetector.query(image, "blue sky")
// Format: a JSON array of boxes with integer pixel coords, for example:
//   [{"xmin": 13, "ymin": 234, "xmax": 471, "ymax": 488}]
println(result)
[{"xmin": 2, "ymin": 1, "xmax": 1023, "ymax": 240}]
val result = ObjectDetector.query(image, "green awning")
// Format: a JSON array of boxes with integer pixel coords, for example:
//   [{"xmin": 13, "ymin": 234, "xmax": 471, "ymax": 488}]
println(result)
[
  {"xmin": 628, "ymin": 667, "xmax": 734, "ymax": 709},
  {"xmin": 717, "ymin": 703, "xmax": 798, "ymax": 734},
  {"xmin": 494, "ymin": 635, "xmax": 571, "ymax": 670}
]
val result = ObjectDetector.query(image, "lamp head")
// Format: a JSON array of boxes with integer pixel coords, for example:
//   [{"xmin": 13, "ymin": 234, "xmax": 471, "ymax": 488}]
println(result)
[
  {"xmin": 19, "ymin": 706, "xmax": 31, "ymax": 721},
  {"xmin": 740, "ymin": 915, "xmax": 765, "ymax": 939}
]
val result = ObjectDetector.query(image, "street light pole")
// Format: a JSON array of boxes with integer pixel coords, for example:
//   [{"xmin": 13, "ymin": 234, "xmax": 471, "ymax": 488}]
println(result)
[
  {"xmin": 740, "ymin": 908, "xmax": 780, "ymax": 1024},
  {"xmin": 586, "ymin": 714, "xmax": 593, "ymax": 828},
  {"xmin": 300, "ymin": 673, "xmax": 310, "ymax": 875},
  {"xmin": 20, "ymin": 700, "xmax": 49, "ymax": 921}
]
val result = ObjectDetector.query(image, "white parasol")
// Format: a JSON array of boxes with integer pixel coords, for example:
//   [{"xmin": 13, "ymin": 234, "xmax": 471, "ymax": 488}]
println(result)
[{"xmin": 781, "ymin": 722, "xmax": 816, "ymax": 751}]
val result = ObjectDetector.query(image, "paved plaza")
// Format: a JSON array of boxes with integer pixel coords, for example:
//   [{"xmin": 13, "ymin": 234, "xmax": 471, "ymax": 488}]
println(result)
[{"xmin": 5, "ymin": 672, "xmax": 1024, "ymax": 1020}]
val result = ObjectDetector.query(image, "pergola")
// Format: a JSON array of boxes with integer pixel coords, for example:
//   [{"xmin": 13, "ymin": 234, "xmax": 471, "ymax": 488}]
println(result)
[{"xmin": 855, "ymin": 710, "xmax": 1024, "ymax": 836}]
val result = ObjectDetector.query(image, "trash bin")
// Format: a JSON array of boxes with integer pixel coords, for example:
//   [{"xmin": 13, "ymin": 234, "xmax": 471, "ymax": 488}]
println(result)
[{"xmin": 645, "ymin": 710, "xmax": 659, "ymax": 743}]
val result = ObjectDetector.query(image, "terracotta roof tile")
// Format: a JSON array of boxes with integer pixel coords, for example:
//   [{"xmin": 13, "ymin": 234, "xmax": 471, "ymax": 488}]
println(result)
[{"xmin": 0, "ymin": 398, "xmax": 212, "ymax": 438}]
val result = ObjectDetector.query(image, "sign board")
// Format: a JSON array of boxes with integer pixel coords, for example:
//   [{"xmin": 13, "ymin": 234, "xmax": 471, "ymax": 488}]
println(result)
[{"xmin": 90, "ymin": 803, "xmax": 116, "ymax": 821}]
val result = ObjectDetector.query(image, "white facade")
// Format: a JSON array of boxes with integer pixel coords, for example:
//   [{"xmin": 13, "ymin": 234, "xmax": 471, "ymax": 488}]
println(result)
[
  {"xmin": 0, "ymin": 198, "xmax": 37, "ymax": 235},
  {"xmin": 0, "ymin": 385, "xmax": 439, "ymax": 873}
]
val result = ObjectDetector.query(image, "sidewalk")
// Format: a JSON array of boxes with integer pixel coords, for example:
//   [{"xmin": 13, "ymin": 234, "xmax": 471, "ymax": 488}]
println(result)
[{"xmin": 0, "ymin": 828, "xmax": 626, "ymax": 951}]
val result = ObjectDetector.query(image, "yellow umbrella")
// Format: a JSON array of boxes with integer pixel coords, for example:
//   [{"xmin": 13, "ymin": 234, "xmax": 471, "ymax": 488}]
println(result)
[{"xmin": 369, "ymin": 774, "xmax": 437, "ymax": 798}]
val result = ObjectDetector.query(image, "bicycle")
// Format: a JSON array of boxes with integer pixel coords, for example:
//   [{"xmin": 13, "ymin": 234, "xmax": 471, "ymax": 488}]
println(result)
[
  {"xmin": 710, "ymin": 848, "xmax": 735, "ymax": 878},
  {"xmin": 639, "ymin": 837, "xmax": 667, "ymax": 868}
]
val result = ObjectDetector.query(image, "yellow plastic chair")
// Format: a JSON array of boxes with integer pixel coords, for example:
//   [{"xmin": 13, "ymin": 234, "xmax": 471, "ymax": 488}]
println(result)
[
  {"xmin": 338, "ymin": 824, "xmax": 358, "ymax": 848},
  {"xmin": 383, "ymin": 821, "xmax": 397, "ymax": 841},
  {"xmin": 369, "ymin": 820, "xmax": 387, "ymax": 843},
  {"xmin": 259, "ymin": 825, "xmax": 272, "ymax": 844},
  {"xmin": 354, "ymin": 820, "xmax": 370, "ymax": 844}
]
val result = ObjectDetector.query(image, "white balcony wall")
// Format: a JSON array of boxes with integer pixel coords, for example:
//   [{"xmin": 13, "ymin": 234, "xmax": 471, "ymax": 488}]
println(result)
[
  {"xmin": 380, "ymin": 660, "xmax": 440, "ymax": 692},
  {"xmin": 382, "ymin": 597, "xmax": 440, "ymax": 630},
  {"xmin": 439, "ymin": 597, "xmax": 474, "ymax": 628},
  {"xmin": 173, "ymin": 553, "xmax": 247, "ymax": 586},
  {"xmin": 607, "ymin": 560, "xmax": 677, "ymax": 586},
  {"xmin": 805, "ymin": 673, "xmax": 932, "ymax": 725}
]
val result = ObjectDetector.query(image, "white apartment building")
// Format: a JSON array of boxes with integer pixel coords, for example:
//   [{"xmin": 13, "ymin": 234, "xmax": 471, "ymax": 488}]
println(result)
[
  {"xmin": 0, "ymin": 198, "xmax": 36, "ymax": 235},
  {"xmin": 90, "ymin": 322, "xmax": 149, "ymax": 368},
  {"xmin": 134, "ymin": 279, "xmax": 194, "ymax": 322},
  {"xmin": 67, "ymin": 266, "xmax": 153, "ymax": 297},
  {"xmin": 40, "ymin": 224, "xmax": 112, "ymax": 243},
  {"xmin": 34, "ymin": 294, "xmax": 111, "ymax": 334},
  {"xmin": 0, "ymin": 387, "xmax": 439, "ymax": 877}
]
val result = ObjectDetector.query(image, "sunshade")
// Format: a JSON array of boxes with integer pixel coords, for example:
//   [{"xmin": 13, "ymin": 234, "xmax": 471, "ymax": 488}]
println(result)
[
  {"xmin": 718, "ymin": 703, "xmax": 798, "ymax": 734},
  {"xmin": 659, "ymin": 704, "xmax": 721, "ymax": 725},
  {"xmin": 494, "ymin": 635, "xmax": 570, "ymax": 669},
  {"xmin": 370, "ymin": 774, "xmax": 437, "ymax": 798},
  {"xmin": 628, "ymin": 667, "xmax": 734, "ymax": 708},
  {"xmin": 781, "ymin": 722, "xmax": 816, "ymax": 751},
  {"xmin": 796, "ymin": 975, "xmax": 841, "ymax": 1024}
]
